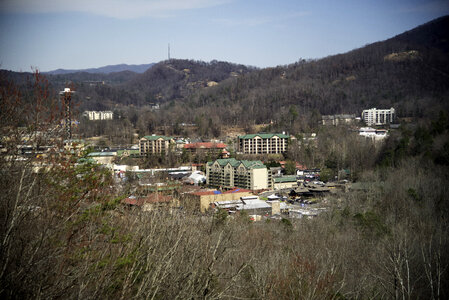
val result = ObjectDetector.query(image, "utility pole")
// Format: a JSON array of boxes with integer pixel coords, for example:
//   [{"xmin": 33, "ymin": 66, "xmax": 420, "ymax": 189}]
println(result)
[{"xmin": 59, "ymin": 87, "xmax": 75, "ymax": 140}]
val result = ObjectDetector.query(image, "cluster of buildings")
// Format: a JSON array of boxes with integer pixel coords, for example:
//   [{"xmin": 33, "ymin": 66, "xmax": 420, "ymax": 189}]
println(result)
[
  {"xmin": 2, "ymin": 103, "xmax": 400, "ymax": 222},
  {"xmin": 139, "ymin": 135, "xmax": 230, "ymax": 158},
  {"xmin": 139, "ymin": 132, "xmax": 293, "ymax": 156},
  {"xmin": 321, "ymin": 108, "xmax": 396, "ymax": 127}
]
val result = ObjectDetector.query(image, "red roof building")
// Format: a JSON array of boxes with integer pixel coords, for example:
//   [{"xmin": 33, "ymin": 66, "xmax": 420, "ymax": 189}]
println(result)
[
  {"xmin": 184, "ymin": 142, "xmax": 227, "ymax": 154},
  {"xmin": 279, "ymin": 161, "xmax": 307, "ymax": 170},
  {"xmin": 122, "ymin": 194, "xmax": 175, "ymax": 210}
]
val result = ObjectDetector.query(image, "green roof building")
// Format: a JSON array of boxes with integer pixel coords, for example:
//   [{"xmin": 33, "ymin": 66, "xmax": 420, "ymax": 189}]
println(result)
[
  {"xmin": 206, "ymin": 158, "xmax": 272, "ymax": 190},
  {"xmin": 273, "ymin": 176, "xmax": 298, "ymax": 190},
  {"xmin": 238, "ymin": 133, "xmax": 291, "ymax": 154},
  {"xmin": 139, "ymin": 135, "xmax": 174, "ymax": 156}
]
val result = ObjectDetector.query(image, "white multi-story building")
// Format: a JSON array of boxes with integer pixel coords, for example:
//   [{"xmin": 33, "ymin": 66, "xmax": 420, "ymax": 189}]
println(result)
[
  {"xmin": 361, "ymin": 108, "xmax": 395, "ymax": 126},
  {"xmin": 83, "ymin": 111, "xmax": 113, "ymax": 121}
]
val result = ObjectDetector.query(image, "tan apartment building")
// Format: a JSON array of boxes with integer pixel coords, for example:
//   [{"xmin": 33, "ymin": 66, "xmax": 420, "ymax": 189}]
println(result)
[
  {"xmin": 139, "ymin": 135, "xmax": 174, "ymax": 155},
  {"xmin": 238, "ymin": 133, "xmax": 290, "ymax": 154},
  {"xmin": 188, "ymin": 188, "xmax": 254, "ymax": 213},
  {"xmin": 206, "ymin": 158, "xmax": 272, "ymax": 190}
]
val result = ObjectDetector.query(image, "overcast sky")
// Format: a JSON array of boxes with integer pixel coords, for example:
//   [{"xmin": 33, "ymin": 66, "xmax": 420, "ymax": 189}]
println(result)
[{"xmin": 0, "ymin": 0, "xmax": 448, "ymax": 72}]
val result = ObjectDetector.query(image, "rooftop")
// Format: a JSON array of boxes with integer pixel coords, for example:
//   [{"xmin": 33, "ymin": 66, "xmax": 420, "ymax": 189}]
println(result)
[
  {"xmin": 184, "ymin": 142, "xmax": 227, "ymax": 149},
  {"xmin": 87, "ymin": 152, "xmax": 116, "ymax": 157},
  {"xmin": 237, "ymin": 199, "xmax": 271, "ymax": 210},
  {"xmin": 238, "ymin": 133, "xmax": 290, "ymax": 139},
  {"xmin": 141, "ymin": 135, "xmax": 174, "ymax": 141},
  {"xmin": 122, "ymin": 194, "xmax": 173, "ymax": 206},
  {"xmin": 192, "ymin": 187, "xmax": 252, "ymax": 196},
  {"xmin": 274, "ymin": 176, "xmax": 297, "ymax": 183},
  {"xmin": 207, "ymin": 158, "xmax": 267, "ymax": 169}
]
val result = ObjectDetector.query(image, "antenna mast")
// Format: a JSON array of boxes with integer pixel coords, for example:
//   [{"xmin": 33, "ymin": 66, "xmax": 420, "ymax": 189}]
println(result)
[{"xmin": 168, "ymin": 43, "xmax": 170, "ymax": 61}]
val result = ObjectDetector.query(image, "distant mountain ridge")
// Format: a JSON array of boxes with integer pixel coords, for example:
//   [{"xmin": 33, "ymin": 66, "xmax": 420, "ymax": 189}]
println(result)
[
  {"xmin": 2, "ymin": 16, "xmax": 449, "ymax": 128},
  {"xmin": 44, "ymin": 63, "xmax": 155, "ymax": 75}
]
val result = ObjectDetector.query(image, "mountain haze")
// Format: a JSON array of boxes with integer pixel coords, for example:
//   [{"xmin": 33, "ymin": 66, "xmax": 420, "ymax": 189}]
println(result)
[{"xmin": 44, "ymin": 63, "xmax": 155, "ymax": 75}]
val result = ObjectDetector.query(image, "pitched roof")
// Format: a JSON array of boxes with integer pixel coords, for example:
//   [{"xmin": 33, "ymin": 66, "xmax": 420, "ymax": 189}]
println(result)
[
  {"xmin": 184, "ymin": 142, "xmax": 227, "ymax": 149},
  {"xmin": 122, "ymin": 197, "xmax": 145, "ymax": 206},
  {"xmin": 141, "ymin": 135, "xmax": 174, "ymax": 141},
  {"xmin": 274, "ymin": 176, "xmax": 297, "ymax": 183},
  {"xmin": 238, "ymin": 133, "xmax": 290, "ymax": 139},
  {"xmin": 224, "ymin": 188, "xmax": 252, "ymax": 194},
  {"xmin": 144, "ymin": 194, "xmax": 173, "ymax": 203},
  {"xmin": 207, "ymin": 158, "xmax": 267, "ymax": 169},
  {"xmin": 192, "ymin": 190, "xmax": 221, "ymax": 196}
]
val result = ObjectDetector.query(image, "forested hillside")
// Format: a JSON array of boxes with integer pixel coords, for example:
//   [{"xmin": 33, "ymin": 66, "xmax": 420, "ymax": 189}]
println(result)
[
  {"xmin": 0, "ymin": 59, "xmax": 256, "ymax": 112},
  {"xmin": 2, "ymin": 17, "xmax": 449, "ymax": 299},
  {"xmin": 1, "ymin": 72, "xmax": 449, "ymax": 299},
  {"xmin": 1, "ymin": 16, "xmax": 448, "ymax": 136},
  {"xmin": 67, "ymin": 15, "xmax": 449, "ymax": 136},
  {"xmin": 177, "ymin": 15, "xmax": 449, "ymax": 132}
]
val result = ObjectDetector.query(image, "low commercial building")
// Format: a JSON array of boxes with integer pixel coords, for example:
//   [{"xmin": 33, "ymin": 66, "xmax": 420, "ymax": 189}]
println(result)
[
  {"xmin": 361, "ymin": 108, "xmax": 395, "ymax": 126},
  {"xmin": 206, "ymin": 158, "xmax": 272, "ymax": 190},
  {"xmin": 238, "ymin": 133, "xmax": 290, "ymax": 154},
  {"xmin": 273, "ymin": 176, "xmax": 298, "ymax": 190},
  {"xmin": 87, "ymin": 151, "xmax": 116, "ymax": 165},
  {"xmin": 359, "ymin": 127, "xmax": 389, "ymax": 140},
  {"xmin": 139, "ymin": 135, "xmax": 175, "ymax": 155}
]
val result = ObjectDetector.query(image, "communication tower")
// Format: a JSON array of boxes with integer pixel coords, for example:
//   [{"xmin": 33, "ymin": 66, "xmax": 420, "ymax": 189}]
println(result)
[
  {"xmin": 168, "ymin": 43, "xmax": 171, "ymax": 61},
  {"xmin": 59, "ymin": 87, "xmax": 75, "ymax": 140}
]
